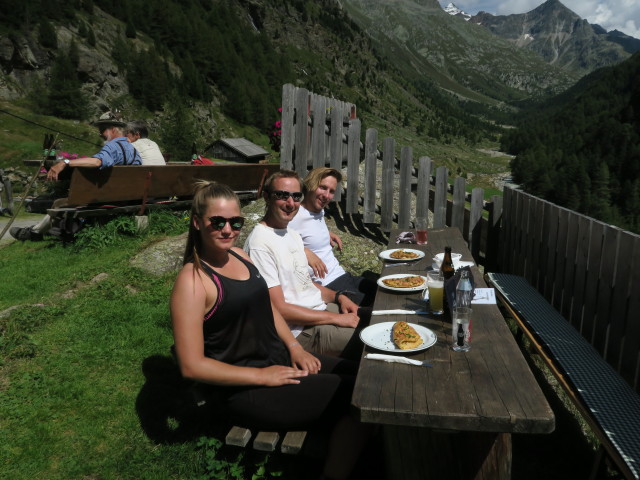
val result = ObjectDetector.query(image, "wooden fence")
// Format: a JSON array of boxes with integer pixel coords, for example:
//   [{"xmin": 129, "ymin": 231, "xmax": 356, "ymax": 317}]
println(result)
[
  {"xmin": 500, "ymin": 186, "xmax": 640, "ymax": 391},
  {"xmin": 279, "ymin": 84, "xmax": 503, "ymax": 269},
  {"xmin": 279, "ymin": 84, "xmax": 640, "ymax": 392}
]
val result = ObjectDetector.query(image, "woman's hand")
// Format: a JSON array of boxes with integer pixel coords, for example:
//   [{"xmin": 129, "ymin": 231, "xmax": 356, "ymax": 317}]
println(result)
[
  {"xmin": 305, "ymin": 248, "xmax": 328, "ymax": 279},
  {"xmin": 290, "ymin": 346, "xmax": 321, "ymax": 374},
  {"xmin": 259, "ymin": 365, "xmax": 309, "ymax": 386}
]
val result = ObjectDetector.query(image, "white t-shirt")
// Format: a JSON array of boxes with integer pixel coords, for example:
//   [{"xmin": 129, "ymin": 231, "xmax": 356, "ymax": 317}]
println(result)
[
  {"xmin": 244, "ymin": 223, "xmax": 326, "ymax": 337},
  {"xmin": 131, "ymin": 138, "xmax": 166, "ymax": 165},
  {"xmin": 288, "ymin": 205, "xmax": 346, "ymax": 286}
]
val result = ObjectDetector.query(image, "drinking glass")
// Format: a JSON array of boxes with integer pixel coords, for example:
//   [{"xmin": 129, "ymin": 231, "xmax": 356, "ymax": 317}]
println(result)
[
  {"xmin": 426, "ymin": 271, "xmax": 444, "ymax": 314},
  {"xmin": 416, "ymin": 218, "xmax": 428, "ymax": 245},
  {"xmin": 451, "ymin": 306, "xmax": 472, "ymax": 352}
]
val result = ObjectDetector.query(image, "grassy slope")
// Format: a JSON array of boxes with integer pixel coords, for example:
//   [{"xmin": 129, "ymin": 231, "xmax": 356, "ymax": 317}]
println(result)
[{"xmin": 0, "ymin": 235, "xmax": 208, "ymax": 479}]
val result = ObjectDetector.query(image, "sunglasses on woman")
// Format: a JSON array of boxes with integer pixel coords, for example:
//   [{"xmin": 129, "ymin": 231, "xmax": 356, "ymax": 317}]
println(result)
[
  {"xmin": 208, "ymin": 216, "xmax": 245, "ymax": 231},
  {"xmin": 270, "ymin": 190, "xmax": 303, "ymax": 202}
]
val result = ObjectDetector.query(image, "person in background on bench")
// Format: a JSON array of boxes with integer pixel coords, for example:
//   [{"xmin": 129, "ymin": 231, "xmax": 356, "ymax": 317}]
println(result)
[
  {"xmin": 289, "ymin": 167, "xmax": 377, "ymax": 308},
  {"xmin": 171, "ymin": 180, "xmax": 372, "ymax": 480},
  {"xmin": 244, "ymin": 170, "xmax": 367, "ymax": 360},
  {"xmin": 125, "ymin": 121, "xmax": 166, "ymax": 165},
  {"xmin": 10, "ymin": 113, "xmax": 142, "ymax": 241}
]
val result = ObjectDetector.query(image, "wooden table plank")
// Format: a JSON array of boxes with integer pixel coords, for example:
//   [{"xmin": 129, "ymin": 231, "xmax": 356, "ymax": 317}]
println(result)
[{"xmin": 352, "ymin": 227, "xmax": 554, "ymax": 479}]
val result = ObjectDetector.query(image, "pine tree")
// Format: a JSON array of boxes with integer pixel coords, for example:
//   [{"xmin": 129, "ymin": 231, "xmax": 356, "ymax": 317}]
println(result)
[
  {"xmin": 38, "ymin": 19, "xmax": 58, "ymax": 49},
  {"xmin": 46, "ymin": 52, "xmax": 89, "ymax": 120},
  {"xmin": 157, "ymin": 97, "xmax": 201, "ymax": 162}
]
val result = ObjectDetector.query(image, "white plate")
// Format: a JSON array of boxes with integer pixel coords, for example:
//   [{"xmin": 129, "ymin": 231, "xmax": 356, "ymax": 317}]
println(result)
[
  {"xmin": 359, "ymin": 321, "xmax": 437, "ymax": 353},
  {"xmin": 377, "ymin": 274, "xmax": 428, "ymax": 292},
  {"xmin": 379, "ymin": 248, "xmax": 425, "ymax": 262}
]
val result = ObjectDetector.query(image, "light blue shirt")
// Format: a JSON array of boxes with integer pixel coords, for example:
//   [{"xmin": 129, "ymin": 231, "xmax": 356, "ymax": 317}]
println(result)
[{"xmin": 94, "ymin": 137, "xmax": 142, "ymax": 169}]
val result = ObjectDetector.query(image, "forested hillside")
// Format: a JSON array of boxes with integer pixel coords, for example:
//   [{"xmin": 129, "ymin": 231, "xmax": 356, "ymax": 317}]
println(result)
[
  {"xmin": 501, "ymin": 52, "xmax": 640, "ymax": 233},
  {"xmin": 0, "ymin": 0, "xmax": 501, "ymax": 156}
]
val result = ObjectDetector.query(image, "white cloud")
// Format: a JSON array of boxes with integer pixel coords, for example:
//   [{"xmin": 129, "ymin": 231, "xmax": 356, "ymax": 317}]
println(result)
[{"xmin": 450, "ymin": 0, "xmax": 640, "ymax": 38}]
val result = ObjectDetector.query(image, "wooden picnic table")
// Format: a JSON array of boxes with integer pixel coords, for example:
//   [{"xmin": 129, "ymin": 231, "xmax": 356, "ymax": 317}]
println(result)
[{"xmin": 351, "ymin": 227, "xmax": 554, "ymax": 479}]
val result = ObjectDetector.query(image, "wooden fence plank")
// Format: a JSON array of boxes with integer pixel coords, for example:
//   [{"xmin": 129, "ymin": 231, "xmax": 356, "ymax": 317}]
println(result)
[
  {"xmin": 542, "ymin": 203, "xmax": 559, "ymax": 303},
  {"xmin": 346, "ymin": 119, "xmax": 361, "ymax": 214},
  {"xmin": 560, "ymin": 209, "xmax": 578, "ymax": 320},
  {"xmin": 513, "ymin": 189, "xmax": 527, "ymax": 278},
  {"xmin": 416, "ymin": 157, "xmax": 432, "ymax": 229},
  {"xmin": 592, "ymin": 225, "xmax": 619, "ymax": 356},
  {"xmin": 529, "ymin": 197, "xmax": 545, "ymax": 291},
  {"xmin": 469, "ymin": 187, "xmax": 483, "ymax": 261},
  {"xmin": 311, "ymin": 95, "xmax": 327, "ymax": 169},
  {"xmin": 294, "ymin": 87, "xmax": 310, "ymax": 176},
  {"xmin": 329, "ymin": 100, "xmax": 345, "ymax": 202},
  {"xmin": 582, "ymin": 222, "xmax": 605, "ymax": 344},
  {"xmin": 499, "ymin": 188, "xmax": 515, "ymax": 273},
  {"xmin": 451, "ymin": 177, "xmax": 465, "ymax": 233},
  {"xmin": 486, "ymin": 195, "xmax": 502, "ymax": 273},
  {"xmin": 380, "ymin": 137, "xmax": 395, "ymax": 232},
  {"xmin": 364, "ymin": 128, "xmax": 378, "ymax": 224},
  {"xmin": 570, "ymin": 215, "xmax": 591, "ymax": 332},
  {"xmin": 621, "ymin": 235, "xmax": 640, "ymax": 389},
  {"xmin": 552, "ymin": 208, "xmax": 569, "ymax": 313},
  {"xmin": 433, "ymin": 166, "xmax": 448, "ymax": 228},
  {"xmin": 607, "ymin": 231, "xmax": 636, "ymax": 370},
  {"xmin": 280, "ymin": 84, "xmax": 296, "ymax": 170},
  {"xmin": 398, "ymin": 146, "xmax": 413, "ymax": 229}
]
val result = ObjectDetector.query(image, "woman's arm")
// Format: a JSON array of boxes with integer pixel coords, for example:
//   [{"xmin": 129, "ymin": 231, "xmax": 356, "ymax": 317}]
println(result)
[{"xmin": 171, "ymin": 264, "xmax": 308, "ymax": 387}]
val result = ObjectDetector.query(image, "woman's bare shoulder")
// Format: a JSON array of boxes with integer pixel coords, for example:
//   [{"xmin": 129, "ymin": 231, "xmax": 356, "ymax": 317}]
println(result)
[{"xmin": 231, "ymin": 247, "xmax": 252, "ymax": 262}]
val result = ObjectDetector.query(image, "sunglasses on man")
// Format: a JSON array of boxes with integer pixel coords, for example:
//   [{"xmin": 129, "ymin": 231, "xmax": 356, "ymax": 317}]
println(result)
[
  {"xmin": 270, "ymin": 190, "xmax": 303, "ymax": 202},
  {"xmin": 208, "ymin": 216, "xmax": 245, "ymax": 231}
]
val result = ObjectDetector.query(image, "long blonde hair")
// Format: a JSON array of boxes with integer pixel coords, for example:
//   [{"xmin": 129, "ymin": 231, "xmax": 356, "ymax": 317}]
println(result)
[{"xmin": 183, "ymin": 180, "xmax": 240, "ymax": 272}]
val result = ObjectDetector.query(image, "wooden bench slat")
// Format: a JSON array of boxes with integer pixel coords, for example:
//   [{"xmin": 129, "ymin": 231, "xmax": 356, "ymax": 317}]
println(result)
[
  {"xmin": 281, "ymin": 431, "xmax": 307, "ymax": 455},
  {"xmin": 486, "ymin": 273, "xmax": 640, "ymax": 480},
  {"xmin": 225, "ymin": 426, "xmax": 252, "ymax": 448},
  {"xmin": 253, "ymin": 431, "xmax": 279, "ymax": 452}
]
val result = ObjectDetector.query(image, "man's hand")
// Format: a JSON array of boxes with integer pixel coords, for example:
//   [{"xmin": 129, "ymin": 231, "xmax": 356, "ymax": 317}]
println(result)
[
  {"xmin": 289, "ymin": 346, "xmax": 321, "ymax": 374},
  {"xmin": 47, "ymin": 161, "xmax": 66, "ymax": 181},
  {"xmin": 329, "ymin": 231, "xmax": 343, "ymax": 251},
  {"xmin": 330, "ymin": 311, "xmax": 360, "ymax": 328},
  {"xmin": 305, "ymin": 248, "xmax": 328, "ymax": 279},
  {"xmin": 338, "ymin": 295, "xmax": 359, "ymax": 315}
]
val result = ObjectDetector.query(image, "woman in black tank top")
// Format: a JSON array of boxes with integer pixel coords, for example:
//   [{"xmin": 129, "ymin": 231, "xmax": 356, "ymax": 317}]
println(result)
[{"xmin": 170, "ymin": 180, "xmax": 372, "ymax": 480}]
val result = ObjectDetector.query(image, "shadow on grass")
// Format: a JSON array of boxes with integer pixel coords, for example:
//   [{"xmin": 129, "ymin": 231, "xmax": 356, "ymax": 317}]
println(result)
[{"xmin": 135, "ymin": 354, "xmax": 225, "ymax": 444}]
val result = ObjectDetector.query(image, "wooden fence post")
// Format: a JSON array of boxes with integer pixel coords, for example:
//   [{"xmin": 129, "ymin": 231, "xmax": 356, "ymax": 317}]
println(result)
[
  {"xmin": 433, "ymin": 166, "xmax": 448, "ymax": 228},
  {"xmin": 416, "ymin": 157, "xmax": 432, "ymax": 229},
  {"xmin": 294, "ymin": 88, "xmax": 309, "ymax": 177},
  {"xmin": 485, "ymin": 194, "xmax": 502, "ymax": 273},
  {"xmin": 330, "ymin": 101, "xmax": 345, "ymax": 202},
  {"xmin": 364, "ymin": 128, "xmax": 378, "ymax": 224},
  {"xmin": 381, "ymin": 137, "xmax": 395, "ymax": 232},
  {"xmin": 280, "ymin": 84, "xmax": 296, "ymax": 170},
  {"xmin": 346, "ymin": 119, "xmax": 361, "ymax": 214},
  {"xmin": 451, "ymin": 177, "xmax": 466, "ymax": 234},
  {"xmin": 469, "ymin": 187, "xmax": 483, "ymax": 261},
  {"xmin": 398, "ymin": 146, "xmax": 413, "ymax": 229},
  {"xmin": 311, "ymin": 94, "xmax": 326, "ymax": 169}
]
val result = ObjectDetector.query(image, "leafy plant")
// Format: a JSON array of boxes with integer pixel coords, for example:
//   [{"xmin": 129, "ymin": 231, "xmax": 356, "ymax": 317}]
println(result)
[{"xmin": 197, "ymin": 437, "xmax": 283, "ymax": 480}]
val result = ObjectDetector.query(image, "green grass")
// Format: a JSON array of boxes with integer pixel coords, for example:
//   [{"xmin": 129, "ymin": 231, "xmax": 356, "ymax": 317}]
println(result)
[{"xmin": 0, "ymin": 212, "xmax": 214, "ymax": 479}]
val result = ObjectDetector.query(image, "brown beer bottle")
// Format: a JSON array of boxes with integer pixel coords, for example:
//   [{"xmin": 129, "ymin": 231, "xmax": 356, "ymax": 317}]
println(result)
[{"xmin": 440, "ymin": 246, "xmax": 455, "ymax": 280}]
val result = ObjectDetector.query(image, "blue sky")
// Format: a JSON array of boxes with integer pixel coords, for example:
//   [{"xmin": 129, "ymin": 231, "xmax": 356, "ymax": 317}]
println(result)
[{"xmin": 443, "ymin": 0, "xmax": 640, "ymax": 38}]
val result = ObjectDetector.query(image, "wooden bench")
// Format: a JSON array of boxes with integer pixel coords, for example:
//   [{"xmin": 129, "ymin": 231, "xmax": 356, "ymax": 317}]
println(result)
[
  {"xmin": 175, "ymin": 351, "xmax": 309, "ymax": 456},
  {"xmin": 485, "ymin": 272, "xmax": 640, "ymax": 480},
  {"xmin": 44, "ymin": 162, "xmax": 279, "ymax": 218}
]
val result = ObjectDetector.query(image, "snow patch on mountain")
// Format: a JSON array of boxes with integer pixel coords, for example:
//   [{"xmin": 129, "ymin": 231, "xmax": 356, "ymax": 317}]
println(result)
[{"xmin": 443, "ymin": 3, "xmax": 471, "ymax": 21}]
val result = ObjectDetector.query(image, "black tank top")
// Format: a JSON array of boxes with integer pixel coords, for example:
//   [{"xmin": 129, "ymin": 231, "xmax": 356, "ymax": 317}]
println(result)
[{"xmin": 200, "ymin": 250, "xmax": 290, "ymax": 368}]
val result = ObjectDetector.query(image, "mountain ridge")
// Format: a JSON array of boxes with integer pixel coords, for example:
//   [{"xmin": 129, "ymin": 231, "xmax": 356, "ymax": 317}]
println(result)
[{"xmin": 468, "ymin": 0, "xmax": 640, "ymax": 76}]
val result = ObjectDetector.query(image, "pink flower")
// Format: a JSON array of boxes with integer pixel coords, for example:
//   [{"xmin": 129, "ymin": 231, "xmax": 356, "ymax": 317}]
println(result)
[
  {"xmin": 275, "ymin": 121, "xmax": 282, "ymax": 128},
  {"xmin": 278, "ymin": 107, "xmax": 282, "ymax": 113}
]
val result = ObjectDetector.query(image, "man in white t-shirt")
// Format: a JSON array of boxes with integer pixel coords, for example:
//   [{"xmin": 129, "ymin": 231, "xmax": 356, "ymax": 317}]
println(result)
[
  {"xmin": 244, "ymin": 170, "xmax": 364, "ymax": 359},
  {"xmin": 289, "ymin": 167, "xmax": 377, "ymax": 307},
  {"xmin": 125, "ymin": 121, "xmax": 166, "ymax": 165}
]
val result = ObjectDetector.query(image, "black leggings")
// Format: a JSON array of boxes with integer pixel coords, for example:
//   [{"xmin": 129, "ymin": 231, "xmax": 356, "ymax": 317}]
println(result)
[{"xmin": 223, "ymin": 354, "xmax": 357, "ymax": 430}]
